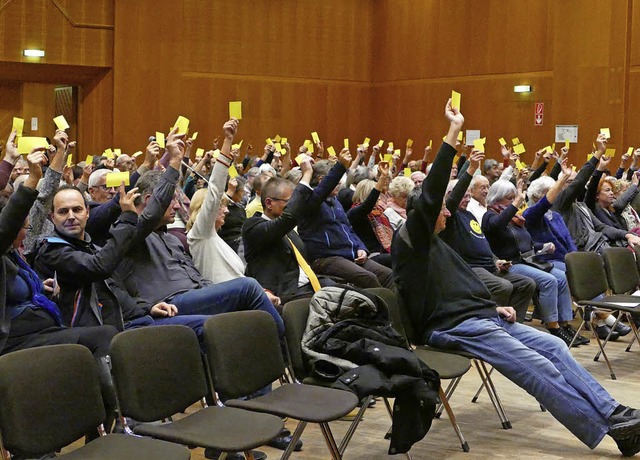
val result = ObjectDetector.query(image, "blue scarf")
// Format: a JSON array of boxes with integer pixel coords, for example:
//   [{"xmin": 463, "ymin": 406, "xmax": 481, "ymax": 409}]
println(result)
[{"xmin": 10, "ymin": 251, "xmax": 63, "ymax": 325}]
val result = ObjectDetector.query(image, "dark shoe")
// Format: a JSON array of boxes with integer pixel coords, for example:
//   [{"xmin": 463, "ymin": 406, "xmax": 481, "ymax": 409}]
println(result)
[
  {"xmin": 596, "ymin": 324, "xmax": 620, "ymax": 341},
  {"xmin": 562, "ymin": 324, "xmax": 589, "ymax": 345},
  {"xmin": 267, "ymin": 434, "xmax": 303, "ymax": 451},
  {"xmin": 615, "ymin": 321, "xmax": 633, "ymax": 337},
  {"xmin": 616, "ymin": 433, "xmax": 640, "ymax": 457},
  {"xmin": 548, "ymin": 327, "xmax": 579, "ymax": 347},
  {"xmin": 204, "ymin": 449, "xmax": 267, "ymax": 460},
  {"xmin": 609, "ymin": 408, "xmax": 640, "ymax": 439}
]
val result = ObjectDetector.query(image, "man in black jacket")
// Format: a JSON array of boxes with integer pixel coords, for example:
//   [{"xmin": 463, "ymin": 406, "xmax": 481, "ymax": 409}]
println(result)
[{"xmin": 392, "ymin": 98, "xmax": 640, "ymax": 457}]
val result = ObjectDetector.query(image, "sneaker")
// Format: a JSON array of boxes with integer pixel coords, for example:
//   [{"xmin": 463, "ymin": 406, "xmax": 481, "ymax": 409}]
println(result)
[
  {"xmin": 615, "ymin": 433, "xmax": 640, "ymax": 457},
  {"xmin": 596, "ymin": 324, "xmax": 620, "ymax": 341},
  {"xmin": 609, "ymin": 408, "xmax": 640, "ymax": 439},
  {"xmin": 562, "ymin": 324, "xmax": 589, "ymax": 345},
  {"xmin": 267, "ymin": 434, "xmax": 303, "ymax": 451},
  {"xmin": 548, "ymin": 327, "xmax": 579, "ymax": 347},
  {"xmin": 615, "ymin": 321, "xmax": 633, "ymax": 337},
  {"xmin": 204, "ymin": 449, "xmax": 267, "ymax": 460}
]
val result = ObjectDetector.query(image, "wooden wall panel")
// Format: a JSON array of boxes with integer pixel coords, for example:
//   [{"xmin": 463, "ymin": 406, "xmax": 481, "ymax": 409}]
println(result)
[
  {"xmin": 627, "ymin": 71, "xmax": 640, "ymax": 150},
  {"xmin": 0, "ymin": 82, "xmax": 22, "ymax": 142},
  {"xmin": 631, "ymin": 0, "xmax": 640, "ymax": 67},
  {"xmin": 113, "ymin": 0, "xmax": 373, "ymax": 155},
  {"xmin": 78, "ymin": 70, "xmax": 113, "ymax": 158}
]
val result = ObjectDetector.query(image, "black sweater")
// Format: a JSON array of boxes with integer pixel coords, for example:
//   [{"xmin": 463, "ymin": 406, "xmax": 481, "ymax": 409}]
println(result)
[{"xmin": 391, "ymin": 141, "xmax": 497, "ymax": 343}]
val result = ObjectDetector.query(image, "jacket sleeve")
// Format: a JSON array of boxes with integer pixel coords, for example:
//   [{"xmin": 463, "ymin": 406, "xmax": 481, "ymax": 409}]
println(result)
[
  {"xmin": 554, "ymin": 156, "xmax": 598, "ymax": 212},
  {"xmin": 528, "ymin": 161, "xmax": 549, "ymax": 183},
  {"xmin": 0, "ymin": 185, "xmax": 38, "ymax": 255},
  {"xmin": 584, "ymin": 169, "xmax": 603, "ymax": 211},
  {"xmin": 304, "ymin": 163, "xmax": 347, "ymax": 212},
  {"xmin": 0, "ymin": 160, "xmax": 13, "ymax": 192},
  {"xmin": 482, "ymin": 204, "xmax": 518, "ymax": 233},
  {"xmin": 347, "ymin": 188, "xmax": 380, "ymax": 224},
  {"xmin": 523, "ymin": 195, "xmax": 551, "ymax": 224},
  {"xmin": 549, "ymin": 161, "xmax": 562, "ymax": 180},
  {"xmin": 34, "ymin": 211, "xmax": 139, "ymax": 284},
  {"xmin": 24, "ymin": 166, "xmax": 62, "ymax": 254},
  {"xmin": 613, "ymin": 184, "xmax": 639, "ymax": 214},
  {"xmin": 189, "ymin": 159, "xmax": 228, "ymax": 241},
  {"xmin": 446, "ymin": 171, "xmax": 472, "ymax": 213}
]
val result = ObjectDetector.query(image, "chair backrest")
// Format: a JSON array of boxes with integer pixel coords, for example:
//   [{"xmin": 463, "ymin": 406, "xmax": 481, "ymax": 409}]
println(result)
[
  {"xmin": 204, "ymin": 311, "xmax": 285, "ymax": 399},
  {"xmin": 604, "ymin": 247, "xmax": 640, "ymax": 294},
  {"xmin": 565, "ymin": 251, "xmax": 609, "ymax": 301},
  {"xmin": 282, "ymin": 298, "xmax": 313, "ymax": 380},
  {"xmin": 0, "ymin": 345, "xmax": 105, "ymax": 457},
  {"xmin": 110, "ymin": 325, "xmax": 209, "ymax": 422},
  {"xmin": 366, "ymin": 288, "xmax": 411, "ymax": 347}
]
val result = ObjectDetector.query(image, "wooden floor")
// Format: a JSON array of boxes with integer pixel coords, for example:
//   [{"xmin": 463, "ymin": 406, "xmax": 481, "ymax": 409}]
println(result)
[{"xmin": 62, "ymin": 320, "xmax": 640, "ymax": 459}]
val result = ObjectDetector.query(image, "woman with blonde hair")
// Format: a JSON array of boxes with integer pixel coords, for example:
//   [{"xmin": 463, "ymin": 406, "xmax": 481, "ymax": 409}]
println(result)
[{"xmin": 384, "ymin": 176, "xmax": 415, "ymax": 230}]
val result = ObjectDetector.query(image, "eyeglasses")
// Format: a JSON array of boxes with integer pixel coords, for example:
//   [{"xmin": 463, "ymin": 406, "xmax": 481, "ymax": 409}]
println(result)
[
  {"xmin": 95, "ymin": 184, "xmax": 116, "ymax": 191},
  {"xmin": 268, "ymin": 197, "xmax": 290, "ymax": 203},
  {"xmin": 22, "ymin": 225, "xmax": 33, "ymax": 231}
]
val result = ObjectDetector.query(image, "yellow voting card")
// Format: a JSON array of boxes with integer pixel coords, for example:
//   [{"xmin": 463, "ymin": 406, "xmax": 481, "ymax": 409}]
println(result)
[
  {"xmin": 565, "ymin": 139, "xmax": 571, "ymax": 149},
  {"xmin": 311, "ymin": 132, "xmax": 320, "ymax": 144},
  {"xmin": 266, "ymin": 138, "xmax": 273, "ymax": 145},
  {"xmin": 12, "ymin": 117, "xmax": 24, "ymax": 137},
  {"xmin": 600, "ymin": 128, "xmax": 611, "ymax": 139},
  {"xmin": 377, "ymin": 139, "xmax": 384, "ymax": 148},
  {"xmin": 105, "ymin": 172, "xmax": 130, "ymax": 188},
  {"xmin": 383, "ymin": 154, "xmax": 393, "ymax": 164},
  {"xmin": 512, "ymin": 137, "xmax": 520, "ymax": 145},
  {"xmin": 498, "ymin": 137, "xmax": 507, "ymax": 146},
  {"xmin": 281, "ymin": 137, "xmax": 288, "ymax": 145},
  {"xmin": 404, "ymin": 168, "xmax": 412, "ymax": 177},
  {"xmin": 114, "ymin": 149, "xmax": 122, "ymax": 157},
  {"xmin": 327, "ymin": 146, "xmax": 336, "ymax": 157},
  {"xmin": 295, "ymin": 154, "xmax": 307, "ymax": 165},
  {"xmin": 191, "ymin": 132, "xmax": 198, "ymax": 140},
  {"xmin": 605, "ymin": 148, "xmax": 616, "ymax": 158},
  {"xmin": 229, "ymin": 101, "xmax": 242, "ymax": 120},
  {"xmin": 457, "ymin": 131, "xmax": 463, "ymax": 142},
  {"xmin": 451, "ymin": 90, "xmax": 461, "ymax": 111},
  {"xmin": 195, "ymin": 148, "xmax": 204, "ymax": 158},
  {"xmin": 173, "ymin": 116, "xmax": 190, "ymax": 134},
  {"xmin": 394, "ymin": 149, "xmax": 401, "ymax": 156},
  {"xmin": 228, "ymin": 165, "xmax": 239, "ymax": 178},
  {"xmin": 545, "ymin": 146, "xmax": 553, "ymax": 154},
  {"xmin": 274, "ymin": 135, "xmax": 281, "ymax": 142},
  {"xmin": 53, "ymin": 115, "xmax": 70, "ymax": 130},
  {"xmin": 103, "ymin": 149, "xmax": 114, "ymax": 159},
  {"xmin": 66, "ymin": 155, "xmax": 73, "ymax": 167},
  {"xmin": 429, "ymin": 139, "xmax": 433, "ymax": 148},
  {"xmin": 344, "ymin": 139, "xmax": 349, "ymax": 149},
  {"xmin": 627, "ymin": 147, "xmax": 634, "ymax": 156},
  {"xmin": 513, "ymin": 143, "xmax": 526, "ymax": 155},
  {"xmin": 17, "ymin": 137, "xmax": 48, "ymax": 154},
  {"xmin": 132, "ymin": 151, "xmax": 143, "ymax": 158},
  {"xmin": 473, "ymin": 138, "xmax": 485, "ymax": 152},
  {"xmin": 85, "ymin": 155, "xmax": 93, "ymax": 165},
  {"xmin": 156, "ymin": 132, "xmax": 165, "ymax": 148},
  {"xmin": 363, "ymin": 137, "xmax": 371, "ymax": 146},
  {"xmin": 406, "ymin": 139, "xmax": 413, "ymax": 147}
]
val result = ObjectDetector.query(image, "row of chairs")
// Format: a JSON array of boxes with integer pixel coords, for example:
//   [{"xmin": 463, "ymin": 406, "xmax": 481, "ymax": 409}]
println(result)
[
  {"xmin": 565, "ymin": 247, "xmax": 640, "ymax": 380},
  {"xmin": 0, "ymin": 313, "xmax": 360, "ymax": 459}
]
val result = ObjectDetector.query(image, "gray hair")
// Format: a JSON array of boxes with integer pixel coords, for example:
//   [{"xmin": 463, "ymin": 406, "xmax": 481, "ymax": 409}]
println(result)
[
  {"xmin": 470, "ymin": 174, "xmax": 490, "ymax": 190},
  {"xmin": 349, "ymin": 165, "xmax": 372, "ymax": 187},
  {"xmin": 483, "ymin": 159, "xmax": 498, "ymax": 174},
  {"xmin": 388, "ymin": 176, "xmax": 415, "ymax": 199},
  {"xmin": 528, "ymin": 176, "xmax": 555, "ymax": 204},
  {"xmin": 311, "ymin": 160, "xmax": 333, "ymax": 186},
  {"xmin": 134, "ymin": 170, "xmax": 163, "ymax": 206},
  {"xmin": 283, "ymin": 168, "xmax": 302, "ymax": 184},
  {"xmin": 486, "ymin": 179, "xmax": 516, "ymax": 206},
  {"xmin": 246, "ymin": 167, "xmax": 260, "ymax": 178},
  {"xmin": 88, "ymin": 169, "xmax": 110, "ymax": 188}
]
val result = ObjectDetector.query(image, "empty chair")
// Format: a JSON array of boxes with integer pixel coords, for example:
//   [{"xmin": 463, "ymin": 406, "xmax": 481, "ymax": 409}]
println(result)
[
  {"xmin": 109, "ymin": 325, "xmax": 283, "ymax": 458},
  {"xmin": 204, "ymin": 310, "xmax": 360, "ymax": 460},
  {"xmin": 0, "ymin": 344, "xmax": 190, "ymax": 460}
]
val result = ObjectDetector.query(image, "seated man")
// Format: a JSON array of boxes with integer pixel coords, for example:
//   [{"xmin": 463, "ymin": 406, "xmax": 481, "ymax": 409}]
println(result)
[
  {"xmin": 242, "ymin": 156, "xmax": 337, "ymax": 303},
  {"xmin": 392, "ymin": 98, "xmax": 640, "ymax": 457},
  {"xmin": 439, "ymin": 148, "xmax": 537, "ymax": 324},
  {"xmin": 466, "ymin": 174, "xmax": 490, "ymax": 223},
  {"xmin": 297, "ymin": 156, "xmax": 394, "ymax": 289}
]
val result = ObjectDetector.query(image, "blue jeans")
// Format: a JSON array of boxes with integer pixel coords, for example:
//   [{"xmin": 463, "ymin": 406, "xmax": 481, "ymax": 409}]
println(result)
[
  {"xmin": 170, "ymin": 278, "xmax": 285, "ymax": 337},
  {"xmin": 125, "ymin": 314, "xmax": 210, "ymax": 349},
  {"xmin": 510, "ymin": 263, "xmax": 573, "ymax": 323},
  {"xmin": 429, "ymin": 317, "xmax": 618, "ymax": 449}
]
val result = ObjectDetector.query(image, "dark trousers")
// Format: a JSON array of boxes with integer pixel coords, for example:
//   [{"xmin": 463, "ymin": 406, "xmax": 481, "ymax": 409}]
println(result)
[
  {"xmin": 471, "ymin": 267, "xmax": 536, "ymax": 323},
  {"xmin": 312, "ymin": 255, "xmax": 394, "ymax": 289}
]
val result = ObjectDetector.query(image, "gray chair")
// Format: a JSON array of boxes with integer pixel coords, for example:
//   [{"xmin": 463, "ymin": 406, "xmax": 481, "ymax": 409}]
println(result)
[
  {"xmin": 109, "ymin": 325, "xmax": 283, "ymax": 459},
  {"xmin": 0, "ymin": 344, "xmax": 190, "ymax": 460},
  {"xmin": 203, "ymin": 310, "xmax": 360, "ymax": 460},
  {"xmin": 565, "ymin": 251, "xmax": 640, "ymax": 379}
]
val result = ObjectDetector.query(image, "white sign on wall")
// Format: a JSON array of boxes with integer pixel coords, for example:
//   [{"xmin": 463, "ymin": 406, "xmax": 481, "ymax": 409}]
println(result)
[{"xmin": 555, "ymin": 125, "xmax": 578, "ymax": 143}]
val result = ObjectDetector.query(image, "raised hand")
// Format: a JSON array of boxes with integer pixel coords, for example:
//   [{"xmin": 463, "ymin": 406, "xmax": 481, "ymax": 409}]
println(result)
[
  {"xmin": 223, "ymin": 118, "xmax": 238, "ymax": 140},
  {"xmin": 24, "ymin": 148, "xmax": 48, "ymax": 189},
  {"xmin": 3, "ymin": 131, "xmax": 20, "ymax": 164},
  {"xmin": 166, "ymin": 126, "xmax": 186, "ymax": 169},
  {"xmin": 119, "ymin": 185, "xmax": 140, "ymax": 213},
  {"xmin": 338, "ymin": 147, "xmax": 352, "ymax": 168},
  {"xmin": 467, "ymin": 149, "xmax": 485, "ymax": 175}
]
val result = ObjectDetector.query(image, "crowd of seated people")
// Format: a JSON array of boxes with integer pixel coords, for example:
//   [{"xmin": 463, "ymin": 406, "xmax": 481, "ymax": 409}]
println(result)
[{"xmin": 3, "ymin": 100, "xmax": 640, "ymax": 458}]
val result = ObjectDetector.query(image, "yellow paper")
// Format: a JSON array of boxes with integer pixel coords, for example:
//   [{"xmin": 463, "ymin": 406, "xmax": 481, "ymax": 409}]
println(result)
[
  {"xmin": 605, "ymin": 148, "xmax": 616, "ymax": 158},
  {"xmin": 281, "ymin": 137, "xmax": 288, "ymax": 145},
  {"xmin": 429, "ymin": 139, "xmax": 433, "ymax": 148},
  {"xmin": 18, "ymin": 137, "xmax": 50, "ymax": 154},
  {"xmin": 274, "ymin": 142, "xmax": 282, "ymax": 152},
  {"xmin": 105, "ymin": 172, "xmax": 130, "ymax": 188},
  {"xmin": 587, "ymin": 153, "xmax": 594, "ymax": 162},
  {"xmin": 311, "ymin": 132, "xmax": 320, "ymax": 144},
  {"xmin": 383, "ymin": 154, "xmax": 393, "ymax": 164},
  {"xmin": 156, "ymin": 132, "xmax": 165, "ymax": 148},
  {"xmin": 228, "ymin": 164, "xmax": 239, "ymax": 178},
  {"xmin": 212, "ymin": 149, "xmax": 221, "ymax": 159},
  {"xmin": 327, "ymin": 146, "xmax": 336, "ymax": 157},
  {"xmin": 451, "ymin": 90, "xmax": 461, "ymax": 111},
  {"xmin": 498, "ymin": 137, "xmax": 507, "ymax": 146},
  {"xmin": 394, "ymin": 149, "xmax": 401, "ymax": 155},
  {"xmin": 513, "ymin": 143, "xmax": 526, "ymax": 155},
  {"xmin": 545, "ymin": 146, "xmax": 553, "ymax": 154},
  {"xmin": 565, "ymin": 139, "xmax": 571, "ymax": 149},
  {"xmin": 12, "ymin": 117, "xmax": 24, "ymax": 137},
  {"xmin": 406, "ymin": 139, "xmax": 414, "ymax": 147},
  {"xmin": 363, "ymin": 137, "xmax": 371, "ymax": 146},
  {"xmin": 307, "ymin": 143, "xmax": 314, "ymax": 154},
  {"xmin": 516, "ymin": 160, "xmax": 528, "ymax": 171},
  {"xmin": 295, "ymin": 154, "xmax": 307, "ymax": 165},
  {"xmin": 229, "ymin": 101, "xmax": 242, "ymax": 120},
  {"xmin": 457, "ymin": 131, "xmax": 463, "ymax": 142},
  {"xmin": 266, "ymin": 138, "xmax": 273, "ymax": 145},
  {"xmin": 103, "ymin": 149, "xmax": 114, "ymax": 159},
  {"xmin": 304, "ymin": 139, "xmax": 312, "ymax": 149},
  {"xmin": 404, "ymin": 168, "xmax": 412, "ymax": 177},
  {"xmin": 377, "ymin": 140, "xmax": 384, "ymax": 148},
  {"xmin": 114, "ymin": 149, "xmax": 122, "ymax": 157},
  {"xmin": 195, "ymin": 148, "xmax": 204, "ymax": 158},
  {"xmin": 274, "ymin": 135, "xmax": 282, "ymax": 142},
  {"xmin": 85, "ymin": 155, "xmax": 93, "ymax": 165},
  {"xmin": 66, "ymin": 155, "xmax": 73, "ymax": 167},
  {"xmin": 132, "ymin": 151, "xmax": 143, "ymax": 158},
  {"xmin": 232, "ymin": 144, "xmax": 240, "ymax": 150},
  {"xmin": 238, "ymin": 140, "xmax": 243, "ymax": 148},
  {"xmin": 344, "ymin": 138, "xmax": 349, "ymax": 149},
  {"xmin": 473, "ymin": 139, "xmax": 485, "ymax": 152},
  {"xmin": 512, "ymin": 137, "xmax": 520, "ymax": 145},
  {"xmin": 53, "ymin": 115, "xmax": 70, "ymax": 130},
  {"xmin": 627, "ymin": 147, "xmax": 634, "ymax": 156},
  {"xmin": 600, "ymin": 128, "xmax": 611, "ymax": 139},
  {"xmin": 389, "ymin": 142, "xmax": 394, "ymax": 149},
  {"xmin": 191, "ymin": 132, "xmax": 198, "ymax": 140},
  {"xmin": 551, "ymin": 143, "xmax": 556, "ymax": 152},
  {"xmin": 173, "ymin": 116, "xmax": 190, "ymax": 134}
]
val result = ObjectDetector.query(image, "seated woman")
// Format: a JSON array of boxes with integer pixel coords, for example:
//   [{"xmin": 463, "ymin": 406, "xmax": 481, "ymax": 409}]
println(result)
[
  {"xmin": 384, "ymin": 175, "xmax": 415, "ymax": 230},
  {"xmin": 346, "ymin": 163, "xmax": 393, "ymax": 268},
  {"xmin": 482, "ymin": 179, "xmax": 576, "ymax": 346}
]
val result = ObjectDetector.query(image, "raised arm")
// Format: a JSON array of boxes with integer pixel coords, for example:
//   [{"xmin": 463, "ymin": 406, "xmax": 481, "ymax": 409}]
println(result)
[
  {"xmin": 584, "ymin": 155, "xmax": 610, "ymax": 210},
  {"xmin": 447, "ymin": 149, "xmax": 483, "ymax": 212}
]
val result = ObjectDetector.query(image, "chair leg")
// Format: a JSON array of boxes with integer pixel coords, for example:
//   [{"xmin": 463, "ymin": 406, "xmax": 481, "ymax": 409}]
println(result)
[
  {"xmin": 436, "ymin": 377, "xmax": 462, "ymax": 418},
  {"xmin": 474, "ymin": 360, "xmax": 511, "ymax": 429},
  {"xmin": 243, "ymin": 451, "xmax": 254, "ymax": 460},
  {"xmin": 594, "ymin": 314, "xmax": 619, "ymax": 362},
  {"xmin": 337, "ymin": 395, "xmax": 372, "ymax": 455},
  {"xmin": 280, "ymin": 421, "xmax": 307, "ymax": 460},
  {"xmin": 471, "ymin": 366, "xmax": 494, "ymax": 403},
  {"xmin": 625, "ymin": 313, "xmax": 640, "ymax": 352},
  {"xmin": 590, "ymin": 318, "xmax": 617, "ymax": 380},
  {"xmin": 439, "ymin": 387, "xmax": 470, "ymax": 452},
  {"xmin": 319, "ymin": 422, "xmax": 343, "ymax": 460}
]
